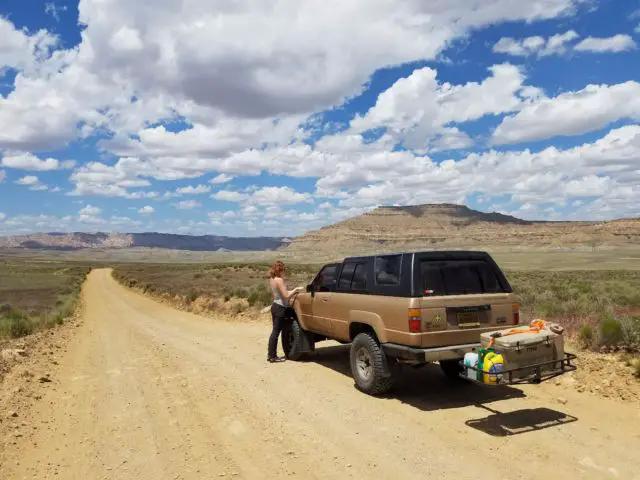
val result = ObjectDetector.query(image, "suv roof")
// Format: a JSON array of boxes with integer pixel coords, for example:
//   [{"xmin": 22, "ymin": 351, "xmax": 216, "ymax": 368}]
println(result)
[{"xmin": 343, "ymin": 250, "xmax": 497, "ymax": 262}]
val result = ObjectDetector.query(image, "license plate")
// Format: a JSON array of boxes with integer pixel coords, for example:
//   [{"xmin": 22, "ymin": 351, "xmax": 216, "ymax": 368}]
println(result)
[{"xmin": 457, "ymin": 312, "xmax": 479, "ymax": 328}]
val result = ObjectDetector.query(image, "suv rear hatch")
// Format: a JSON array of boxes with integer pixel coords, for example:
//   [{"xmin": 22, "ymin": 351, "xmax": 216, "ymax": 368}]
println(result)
[{"xmin": 413, "ymin": 254, "xmax": 520, "ymax": 348}]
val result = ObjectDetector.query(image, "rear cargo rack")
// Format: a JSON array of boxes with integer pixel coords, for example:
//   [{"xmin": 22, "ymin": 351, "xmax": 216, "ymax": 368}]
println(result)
[{"xmin": 460, "ymin": 352, "xmax": 577, "ymax": 386}]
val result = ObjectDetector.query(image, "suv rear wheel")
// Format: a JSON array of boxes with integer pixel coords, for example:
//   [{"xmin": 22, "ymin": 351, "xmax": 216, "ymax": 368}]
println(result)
[{"xmin": 350, "ymin": 332, "xmax": 394, "ymax": 395}]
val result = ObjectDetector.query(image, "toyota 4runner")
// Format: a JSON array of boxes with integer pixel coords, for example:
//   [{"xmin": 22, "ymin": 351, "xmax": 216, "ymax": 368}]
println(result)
[{"xmin": 283, "ymin": 250, "xmax": 523, "ymax": 395}]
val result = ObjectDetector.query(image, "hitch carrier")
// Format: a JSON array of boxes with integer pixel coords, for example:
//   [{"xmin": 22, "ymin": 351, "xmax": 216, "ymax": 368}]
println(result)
[{"xmin": 460, "ymin": 352, "xmax": 578, "ymax": 386}]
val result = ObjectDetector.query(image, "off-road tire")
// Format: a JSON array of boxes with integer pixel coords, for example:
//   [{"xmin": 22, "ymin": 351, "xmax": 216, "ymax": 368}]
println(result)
[
  {"xmin": 281, "ymin": 319, "xmax": 305, "ymax": 361},
  {"xmin": 439, "ymin": 359, "xmax": 466, "ymax": 382},
  {"xmin": 350, "ymin": 332, "xmax": 394, "ymax": 395}
]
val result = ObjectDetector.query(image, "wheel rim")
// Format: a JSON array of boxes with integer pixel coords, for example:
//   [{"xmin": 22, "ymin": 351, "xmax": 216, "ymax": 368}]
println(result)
[{"xmin": 356, "ymin": 347, "xmax": 373, "ymax": 381}]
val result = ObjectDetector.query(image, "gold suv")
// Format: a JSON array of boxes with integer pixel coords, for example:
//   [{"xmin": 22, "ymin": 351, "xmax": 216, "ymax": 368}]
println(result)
[{"xmin": 283, "ymin": 251, "xmax": 521, "ymax": 395}]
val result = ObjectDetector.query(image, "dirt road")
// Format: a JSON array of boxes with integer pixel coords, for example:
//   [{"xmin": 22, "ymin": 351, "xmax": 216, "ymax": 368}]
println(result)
[{"xmin": 2, "ymin": 268, "xmax": 639, "ymax": 479}]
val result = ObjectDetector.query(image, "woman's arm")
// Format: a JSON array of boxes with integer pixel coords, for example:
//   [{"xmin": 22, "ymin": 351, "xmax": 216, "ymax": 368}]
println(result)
[{"xmin": 275, "ymin": 277, "xmax": 301, "ymax": 302}]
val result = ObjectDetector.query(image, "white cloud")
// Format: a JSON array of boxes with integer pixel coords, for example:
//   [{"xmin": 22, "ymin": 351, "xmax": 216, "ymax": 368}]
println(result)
[
  {"xmin": 574, "ymin": 34, "xmax": 637, "ymax": 53},
  {"xmin": 79, "ymin": 205, "xmax": 101, "ymax": 216},
  {"xmin": 349, "ymin": 63, "xmax": 537, "ymax": 152},
  {"xmin": 175, "ymin": 184, "xmax": 211, "ymax": 195},
  {"xmin": 0, "ymin": 0, "xmax": 586, "ymax": 153},
  {"xmin": 0, "ymin": 17, "xmax": 58, "ymax": 74},
  {"xmin": 45, "ymin": 3, "xmax": 68, "ymax": 22},
  {"xmin": 173, "ymin": 200, "xmax": 201, "ymax": 210},
  {"xmin": 213, "ymin": 186, "xmax": 311, "ymax": 206},
  {"xmin": 0, "ymin": 151, "xmax": 74, "ymax": 171},
  {"xmin": 493, "ymin": 30, "xmax": 578, "ymax": 57},
  {"xmin": 15, "ymin": 175, "xmax": 48, "ymax": 190},
  {"xmin": 210, "ymin": 173, "xmax": 235, "ymax": 185},
  {"xmin": 138, "ymin": 205, "xmax": 155, "ymax": 214},
  {"xmin": 493, "ymin": 81, "xmax": 640, "ymax": 144},
  {"xmin": 78, "ymin": 204, "xmax": 104, "ymax": 224},
  {"xmin": 0, "ymin": 212, "xmax": 6, "ymax": 221}
]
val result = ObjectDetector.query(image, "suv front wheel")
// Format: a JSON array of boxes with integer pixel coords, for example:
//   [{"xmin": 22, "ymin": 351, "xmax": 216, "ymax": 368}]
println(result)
[
  {"xmin": 281, "ymin": 319, "xmax": 305, "ymax": 361},
  {"xmin": 349, "ymin": 332, "xmax": 394, "ymax": 395}
]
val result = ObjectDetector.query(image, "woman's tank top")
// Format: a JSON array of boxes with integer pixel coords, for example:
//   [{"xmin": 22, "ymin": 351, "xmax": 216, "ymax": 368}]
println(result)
[{"xmin": 271, "ymin": 286, "xmax": 286, "ymax": 306}]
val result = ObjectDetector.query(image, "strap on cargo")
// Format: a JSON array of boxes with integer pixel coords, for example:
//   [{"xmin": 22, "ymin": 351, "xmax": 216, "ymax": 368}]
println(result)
[{"xmin": 487, "ymin": 319, "xmax": 547, "ymax": 349}]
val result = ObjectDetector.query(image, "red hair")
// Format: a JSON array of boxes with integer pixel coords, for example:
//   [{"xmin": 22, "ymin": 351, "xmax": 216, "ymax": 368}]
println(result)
[{"xmin": 269, "ymin": 260, "xmax": 286, "ymax": 278}]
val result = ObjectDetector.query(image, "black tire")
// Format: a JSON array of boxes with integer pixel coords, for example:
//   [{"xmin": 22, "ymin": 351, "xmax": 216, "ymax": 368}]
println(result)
[
  {"xmin": 281, "ymin": 319, "xmax": 305, "ymax": 361},
  {"xmin": 349, "ymin": 332, "xmax": 394, "ymax": 395},
  {"xmin": 439, "ymin": 359, "xmax": 466, "ymax": 381}
]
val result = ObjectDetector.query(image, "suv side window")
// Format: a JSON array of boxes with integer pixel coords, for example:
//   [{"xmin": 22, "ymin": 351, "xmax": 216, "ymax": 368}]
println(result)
[
  {"xmin": 338, "ymin": 263, "xmax": 356, "ymax": 290},
  {"xmin": 374, "ymin": 255, "xmax": 401, "ymax": 285},
  {"xmin": 312, "ymin": 264, "xmax": 339, "ymax": 291},
  {"xmin": 351, "ymin": 263, "xmax": 367, "ymax": 290}
]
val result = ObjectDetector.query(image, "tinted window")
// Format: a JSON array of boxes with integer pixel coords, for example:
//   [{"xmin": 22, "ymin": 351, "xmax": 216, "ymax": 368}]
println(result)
[
  {"xmin": 420, "ymin": 260, "xmax": 505, "ymax": 295},
  {"xmin": 374, "ymin": 255, "xmax": 401, "ymax": 285},
  {"xmin": 351, "ymin": 263, "xmax": 367, "ymax": 290},
  {"xmin": 338, "ymin": 263, "xmax": 356, "ymax": 290},
  {"xmin": 313, "ymin": 265, "xmax": 338, "ymax": 291}
]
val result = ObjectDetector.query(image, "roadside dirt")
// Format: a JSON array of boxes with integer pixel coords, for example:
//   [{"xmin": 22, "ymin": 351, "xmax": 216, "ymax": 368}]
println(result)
[{"xmin": 1, "ymin": 268, "xmax": 640, "ymax": 479}]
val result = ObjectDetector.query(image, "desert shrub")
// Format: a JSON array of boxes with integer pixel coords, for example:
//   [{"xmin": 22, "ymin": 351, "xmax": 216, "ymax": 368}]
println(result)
[
  {"xmin": 599, "ymin": 313, "xmax": 624, "ymax": 346},
  {"xmin": 578, "ymin": 324, "xmax": 595, "ymax": 349},
  {"xmin": 247, "ymin": 284, "xmax": 272, "ymax": 307},
  {"xmin": 0, "ymin": 308, "xmax": 33, "ymax": 338},
  {"xmin": 186, "ymin": 288, "xmax": 200, "ymax": 303},
  {"xmin": 632, "ymin": 358, "xmax": 640, "ymax": 378},
  {"xmin": 233, "ymin": 288, "xmax": 249, "ymax": 299},
  {"xmin": 193, "ymin": 272, "xmax": 203, "ymax": 279},
  {"xmin": 224, "ymin": 295, "xmax": 231, "ymax": 302},
  {"xmin": 620, "ymin": 315, "xmax": 640, "ymax": 348}
]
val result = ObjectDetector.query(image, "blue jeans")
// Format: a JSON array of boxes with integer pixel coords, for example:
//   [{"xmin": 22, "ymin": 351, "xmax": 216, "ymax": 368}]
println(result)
[{"xmin": 268, "ymin": 303, "xmax": 288, "ymax": 359}]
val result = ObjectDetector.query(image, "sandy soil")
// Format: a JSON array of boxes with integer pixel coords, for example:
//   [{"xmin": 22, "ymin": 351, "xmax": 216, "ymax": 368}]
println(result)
[{"xmin": 1, "ymin": 268, "xmax": 639, "ymax": 479}]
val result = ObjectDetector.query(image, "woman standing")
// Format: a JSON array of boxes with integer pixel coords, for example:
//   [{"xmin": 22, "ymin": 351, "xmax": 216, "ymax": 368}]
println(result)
[{"xmin": 267, "ymin": 260, "xmax": 302, "ymax": 363}]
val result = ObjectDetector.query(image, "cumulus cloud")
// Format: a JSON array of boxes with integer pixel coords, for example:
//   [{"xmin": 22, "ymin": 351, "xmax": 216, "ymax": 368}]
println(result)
[
  {"xmin": 493, "ymin": 81, "xmax": 640, "ymax": 144},
  {"xmin": 173, "ymin": 200, "xmax": 201, "ymax": 210},
  {"xmin": 493, "ymin": 30, "xmax": 579, "ymax": 57},
  {"xmin": 0, "ymin": 151, "xmax": 74, "ymax": 171},
  {"xmin": 213, "ymin": 186, "xmax": 311, "ymax": 206},
  {"xmin": 15, "ymin": 175, "xmax": 48, "ymax": 191},
  {"xmin": 574, "ymin": 34, "xmax": 637, "ymax": 53},
  {"xmin": 138, "ymin": 205, "xmax": 155, "ymax": 214},
  {"xmin": 0, "ymin": 17, "xmax": 58, "ymax": 74},
  {"xmin": 175, "ymin": 184, "xmax": 211, "ymax": 195},
  {"xmin": 0, "ymin": 212, "xmax": 6, "ymax": 221},
  {"xmin": 0, "ymin": 0, "xmax": 587, "ymax": 153},
  {"xmin": 210, "ymin": 173, "xmax": 235, "ymax": 185},
  {"xmin": 78, "ymin": 204, "xmax": 104, "ymax": 224}
]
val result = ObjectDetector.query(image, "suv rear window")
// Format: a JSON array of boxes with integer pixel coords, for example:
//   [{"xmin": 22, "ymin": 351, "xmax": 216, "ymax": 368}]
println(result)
[{"xmin": 419, "ymin": 259, "xmax": 505, "ymax": 296}]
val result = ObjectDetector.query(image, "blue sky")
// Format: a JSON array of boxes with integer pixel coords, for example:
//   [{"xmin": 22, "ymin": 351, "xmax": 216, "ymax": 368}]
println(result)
[{"xmin": 0, "ymin": 0, "xmax": 639, "ymax": 236}]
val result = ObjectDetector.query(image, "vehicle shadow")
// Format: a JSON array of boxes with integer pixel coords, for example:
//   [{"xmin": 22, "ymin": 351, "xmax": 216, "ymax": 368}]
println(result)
[
  {"xmin": 465, "ymin": 405, "xmax": 578, "ymax": 437},
  {"xmin": 307, "ymin": 344, "xmax": 527, "ymax": 412}
]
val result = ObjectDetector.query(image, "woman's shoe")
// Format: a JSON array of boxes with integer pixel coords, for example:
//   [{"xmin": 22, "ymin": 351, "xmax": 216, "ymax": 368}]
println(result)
[{"xmin": 267, "ymin": 356, "xmax": 286, "ymax": 363}]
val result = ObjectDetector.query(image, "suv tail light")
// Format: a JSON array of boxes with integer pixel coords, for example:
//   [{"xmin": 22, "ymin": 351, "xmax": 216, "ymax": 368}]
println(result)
[
  {"xmin": 408, "ymin": 308, "xmax": 422, "ymax": 333},
  {"xmin": 512, "ymin": 303, "xmax": 520, "ymax": 325}
]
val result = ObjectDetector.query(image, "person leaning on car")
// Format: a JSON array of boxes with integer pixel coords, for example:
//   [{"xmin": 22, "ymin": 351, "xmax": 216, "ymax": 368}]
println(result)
[{"xmin": 267, "ymin": 261, "xmax": 303, "ymax": 363}]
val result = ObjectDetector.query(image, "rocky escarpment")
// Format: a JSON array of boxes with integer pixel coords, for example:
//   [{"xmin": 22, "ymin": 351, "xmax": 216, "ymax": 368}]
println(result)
[{"xmin": 286, "ymin": 204, "xmax": 640, "ymax": 255}]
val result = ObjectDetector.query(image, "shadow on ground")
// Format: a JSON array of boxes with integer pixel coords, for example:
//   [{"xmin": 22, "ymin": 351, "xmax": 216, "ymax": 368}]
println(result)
[
  {"xmin": 307, "ymin": 344, "xmax": 527, "ymax": 411},
  {"xmin": 465, "ymin": 405, "xmax": 578, "ymax": 437}
]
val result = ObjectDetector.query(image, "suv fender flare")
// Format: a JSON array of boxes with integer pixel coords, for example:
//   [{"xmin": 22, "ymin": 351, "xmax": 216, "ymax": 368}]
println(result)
[{"xmin": 348, "ymin": 311, "xmax": 387, "ymax": 343}]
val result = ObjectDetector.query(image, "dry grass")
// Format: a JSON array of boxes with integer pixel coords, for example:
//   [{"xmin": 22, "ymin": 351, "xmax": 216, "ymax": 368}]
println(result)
[
  {"xmin": 0, "ymin": 259, "xmax": 91, "ymax": 339},
  {"xmin": 112, "ymin": 262, "xmax": 319, "ymax": 310}
]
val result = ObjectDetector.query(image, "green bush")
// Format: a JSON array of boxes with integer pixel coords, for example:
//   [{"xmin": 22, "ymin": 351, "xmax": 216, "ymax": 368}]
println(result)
[
  {"xmin": 0, "ymin": 309, "xmax": 33, "ymax": 338},
  {"xmin": 620, "ymin": 315, "xmax": 640, "ymax": 348},
  {"xmin": 578, "ymin": 324, "xmax": 594, "ymax": 348},
  {"xmin": 599, "ymin": 314, "xmax": 624, "ymax": 346},
  {"xmin": 186, "ymin": 288, "xmax": 200, "ymax": 303}
]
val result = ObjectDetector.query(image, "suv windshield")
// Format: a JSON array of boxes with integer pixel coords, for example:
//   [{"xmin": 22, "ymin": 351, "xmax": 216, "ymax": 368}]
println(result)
[{"xmin": 419, "ymin": 259, "xmax": 506, "ymax": 296}]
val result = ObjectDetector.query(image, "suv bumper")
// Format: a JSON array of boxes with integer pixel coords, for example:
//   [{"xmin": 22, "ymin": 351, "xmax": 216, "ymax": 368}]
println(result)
[{"xmin": 382, "ymin": 342, "xmax": 480, "ymax": 363}]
